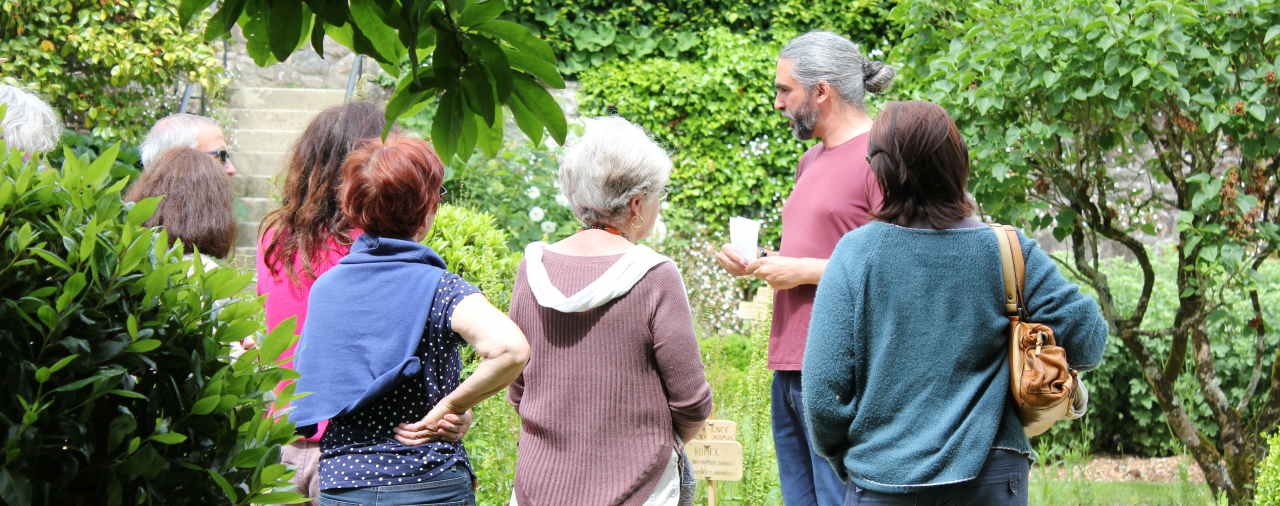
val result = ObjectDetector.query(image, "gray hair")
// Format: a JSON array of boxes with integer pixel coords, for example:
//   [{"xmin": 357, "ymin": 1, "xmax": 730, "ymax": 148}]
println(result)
[
  {"xmin": 559, "ymin": 116, "xmax": 672, "ymax": 227},
  {"xmin": 779, "ymin": 31, "xmax": 897, "ymax": 109},
  {"xmin": 0, "ymin": 85, "xmax": 62, "ymax": 154},
  {"xmin": 139, "ymin": 113, "xmax": 220, "ymax": 169}
]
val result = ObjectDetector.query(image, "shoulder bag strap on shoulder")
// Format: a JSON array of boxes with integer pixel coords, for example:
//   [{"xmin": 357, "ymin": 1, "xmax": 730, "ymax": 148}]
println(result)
[{"xmin": 993, "ymin": 224, "xmax": 1026, "ymax": 316}]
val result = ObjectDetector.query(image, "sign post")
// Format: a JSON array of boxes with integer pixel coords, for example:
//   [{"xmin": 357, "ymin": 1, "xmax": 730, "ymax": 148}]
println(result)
[{"xmin": 686, "ymin": 420, "xmax": 743, "ymax": 506}]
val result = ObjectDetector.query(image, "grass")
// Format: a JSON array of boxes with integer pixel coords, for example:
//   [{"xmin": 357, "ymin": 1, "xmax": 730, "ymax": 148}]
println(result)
[{"xmin": 1029, "ymin": 471, "xmax": 1216, "ymax": 505}]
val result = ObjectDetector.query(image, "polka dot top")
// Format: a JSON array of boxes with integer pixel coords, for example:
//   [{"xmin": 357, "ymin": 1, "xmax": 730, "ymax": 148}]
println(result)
[{"xmin": 318, "ymin": 272, "xmax": 479, "ymax": 491}]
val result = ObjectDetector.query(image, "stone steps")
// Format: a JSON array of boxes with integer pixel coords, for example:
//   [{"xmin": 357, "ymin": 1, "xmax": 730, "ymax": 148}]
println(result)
[{"xmin": 226, "ymin": 86, "xmax": 352, "ymax": 266}]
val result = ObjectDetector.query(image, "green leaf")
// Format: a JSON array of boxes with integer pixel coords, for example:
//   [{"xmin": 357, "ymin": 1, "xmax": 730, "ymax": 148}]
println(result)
[
  {"xmin": 260, "ymin": 317, "xmax": 298, "ymax": 363},
  {"xmin": 84, "ymin": 144, "xmax": 118, "ymax": 187},
  {"xmin": 35, "ymin": 368, "xmax": 50, "ymax": 384},
  {"xmin": 512, "ymin": 75, "xmax": 566, "ymax": 144},
  {"xmin": 127, "ymin": 196, "xmax": 163, "ymax": 227},
  {"xmin": 1266, "ymin": 25, "xmax": 1280, "ymax": 44},
  {"xmin": 126, "ymin": 314, "xmax": 139, "ymax": 340},
  {"xmin": 476, "ymin": 106, "xmax": 505, "ymax": 157},
  {"xmin": 1248, "ymin": 103, "xmax": 1266, "ymax": 122},
  {"xmin": 204, "ymin": 0, "xmax": 247, "ymax": 42},
  {"xmin": 208, "ymin": 469, "xmax": 237, "ymax": 503},
  {"xmin": 507, "ymin": 91, "xmax": 544, "ymax": 145},
  {"xmin": 56, "ymin": 272, "xmax": 87, "ymax": 312},
  {"xmin": 51, "ymin": 368, "xmax": 124, "ymax": 393},
  {"xmin": 48, "ymin": 354, "xmax": 79, "ymax": 374},
  {"xmin": 31, "ymin": 248, "xmax": 71, "ymax": 273},
  {"xmin": 472, "ymin": 36, "xmax": 514, "ymax": 100},
  {"xmin": 461, "ymin": 65, "xmax": 497, "ymax": 125},
  {"xmin": 476, "ymin": 20, "xmax": 556, "ymax": 63},
  {"xmin": 247, "ymin": 492, "xmax": 311, "ymax": 504},
  {"xmin": 191, "ymin": 395, "xmax": 220, "ymax": 415},
  {"xmin": 126, "ymin": 340, "xmax": 161, "ymax": 353},
  {"xmin": 268, "ymin": 0, "xmax": 305, "ymax": 62},
  {"xmin": 432, "ymin": 89, "xmax": 465, "ymax": 162},
  {"xmin": 1043, "ymin": 71, "xmax": 1061, "ymax": 88},
  {"xmin": 149, "ymin": 432, "xmax": 187, "ymax": 445},
  {"xmin": 1132, "ymin": 67, "xmax": 1151, "ymax": 86},
  {"xmin": 460, "ymin": 0, "xmax": 505, "ymax": 27},
  {"xmin": 350, "ymin": 0, "xmax": 405, "ymax": 64},
  {"xmin": 503, "ymin": 47, "xmax": 565, "ymax": 89},
  {"xmin": 108, "ymin": 389, "xmax": 147, "ymax": 400},
  {"xmin": 179, "ymin": 0, "xmax": 216, "ymax": 26}
]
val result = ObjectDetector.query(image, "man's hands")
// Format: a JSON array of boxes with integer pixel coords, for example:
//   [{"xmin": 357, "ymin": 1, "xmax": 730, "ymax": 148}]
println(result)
[
  {"xmin": 715, "ymin": 244, "xmax": 826, "ymax": 290},
  {"xmin": 393, "ymin": 408, "xmax": 474, "ymax": 445}
]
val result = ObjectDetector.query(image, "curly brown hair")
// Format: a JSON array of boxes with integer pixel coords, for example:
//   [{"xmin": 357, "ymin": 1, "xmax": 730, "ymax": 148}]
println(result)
[{"xmin": 258, "ymin": 102, "xmax": 386, "ymax": 284}]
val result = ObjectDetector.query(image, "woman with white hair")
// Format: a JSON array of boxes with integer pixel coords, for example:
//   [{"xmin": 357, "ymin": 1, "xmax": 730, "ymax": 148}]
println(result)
[
  {"xmin": 507, "ymin": 116, "xmax": 713, "ymax": 506},
  {"xmin": 0, "ymin": 84, "xmax": 62, "ymax": 156}
]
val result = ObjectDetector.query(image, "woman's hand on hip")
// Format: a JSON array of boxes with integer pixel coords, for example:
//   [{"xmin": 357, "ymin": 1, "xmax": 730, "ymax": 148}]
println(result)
[{"xmin": 393, "ymin": 409, "xmax": 473, "ymax": 445}]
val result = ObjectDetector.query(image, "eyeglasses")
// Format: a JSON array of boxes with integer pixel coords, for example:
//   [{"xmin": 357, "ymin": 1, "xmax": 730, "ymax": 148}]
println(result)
[
  {"xmin": 205, "ymin": 149, "xmax": 230, "ymax": 163},
  {"xmin": 656, "ymin": 184, "xmax": 676, "ymax": 200},
  {"xmin": 438, "ymin": 185, "xmax": 448, "ymax": 198}
]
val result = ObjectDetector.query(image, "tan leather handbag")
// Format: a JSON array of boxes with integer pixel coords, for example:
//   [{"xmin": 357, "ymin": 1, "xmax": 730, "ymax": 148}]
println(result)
[{"xmin": 993, "ymin": 225, "xmax": 1085, "ymax": 437}]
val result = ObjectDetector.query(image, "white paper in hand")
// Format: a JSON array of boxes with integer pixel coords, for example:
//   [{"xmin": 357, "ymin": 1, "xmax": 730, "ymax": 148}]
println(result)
[{"xmin": 729, "ymin": 217, "xmax": 761, "ymax": 262}]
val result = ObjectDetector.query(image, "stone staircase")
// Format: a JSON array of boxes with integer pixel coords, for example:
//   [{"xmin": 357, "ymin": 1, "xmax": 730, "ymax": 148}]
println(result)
[{"xmin": 226, "ymin": 87, "xmax": 347, "ymax": 264}]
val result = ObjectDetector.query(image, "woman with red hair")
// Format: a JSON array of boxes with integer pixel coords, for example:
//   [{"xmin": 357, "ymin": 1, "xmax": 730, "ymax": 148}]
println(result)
[{"xmin": 290, "ymin": 136, "xmax": 529, "ymax": 505}]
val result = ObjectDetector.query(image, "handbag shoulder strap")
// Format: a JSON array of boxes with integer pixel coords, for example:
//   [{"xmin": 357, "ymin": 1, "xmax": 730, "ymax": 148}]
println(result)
[{"xmin": 992, "ymin": 224, "xmax": 1026, "ymax": 317}]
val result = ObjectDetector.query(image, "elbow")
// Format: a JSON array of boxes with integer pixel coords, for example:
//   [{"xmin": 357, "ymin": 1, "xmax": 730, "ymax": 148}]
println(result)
[{"xmin": 499, "ymin": 337, "xmax": 531, "ymax": 371}]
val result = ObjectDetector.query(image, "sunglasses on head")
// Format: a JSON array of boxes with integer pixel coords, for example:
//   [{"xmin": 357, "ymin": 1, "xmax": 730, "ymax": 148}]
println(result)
[{"xmin": 205, "ymin": 149, "xmax": 230, "ymax": 163}]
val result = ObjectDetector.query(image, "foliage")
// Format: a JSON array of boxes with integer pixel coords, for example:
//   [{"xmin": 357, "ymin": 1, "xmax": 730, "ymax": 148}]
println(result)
[
  {"xmin": 0, "ymin": 143, "xmax": 304, "ymax": 505},
  {"xmin": 191, "ymin": 0, "xmax": 568, "ymax": 165},
  {"xmin": 579, "ymin": 29, "xmax": 806, "ymax": 248},
  {"xmin": 1258, "ymin": 431, "xmax": 1280, "ymax": 505},
  {"xmin": 421, "ymin": 204, "xmax": 521, "ymax": 311},
  {"xmin": 442, "ymin": 134, "xmax": 578, "ymax": 249},
  {"xmin": 46, "ymin": 130, "xmax": 143, "ymax": 185},
  {"xmin": 0, "ymin": 0, "xmax": 225, "ymax": 143},
  {"xmin": 506, "ymin": 0, "xmax": 894, "ymax": 76},
  {"xmin": 891, "ymin": 0, "xmax": 1280, "ymax": 501}
]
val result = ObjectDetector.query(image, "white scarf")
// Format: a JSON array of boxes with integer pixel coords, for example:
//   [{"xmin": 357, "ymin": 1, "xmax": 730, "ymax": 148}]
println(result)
[{"xmin": 523, "ymin": 241, "xmax": 671, "ymax": 312}]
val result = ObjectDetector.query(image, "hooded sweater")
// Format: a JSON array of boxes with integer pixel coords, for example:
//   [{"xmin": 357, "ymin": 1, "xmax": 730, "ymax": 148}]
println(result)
[{"xmin": 507, "ymin": 243, "xmax": 713, "ymax": 506}]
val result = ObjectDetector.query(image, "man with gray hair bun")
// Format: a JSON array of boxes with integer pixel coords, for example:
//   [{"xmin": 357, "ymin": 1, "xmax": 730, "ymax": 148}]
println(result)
[
  {"xmin": 139, "ymin": 113, "xmax": 237, "ymax": 176},
  {"xmin": 0, "ymin": 84, "xmax": 63, "ymax": 156},
  {"xmin": 714, "ymin": 30, "xmax": 895, "ymax": 505}
]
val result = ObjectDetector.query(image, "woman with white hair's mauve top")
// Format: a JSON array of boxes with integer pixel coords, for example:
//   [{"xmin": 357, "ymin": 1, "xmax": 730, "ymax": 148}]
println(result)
[{"xmin": 507, "ymin": 116, "xmax": 713, "ymax": 506}]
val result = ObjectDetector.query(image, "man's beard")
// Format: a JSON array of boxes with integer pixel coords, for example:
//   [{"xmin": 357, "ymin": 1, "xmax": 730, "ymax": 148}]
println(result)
[{"xmin": 784, "ymin": 97, "xmax": 818, "ymax": 140}]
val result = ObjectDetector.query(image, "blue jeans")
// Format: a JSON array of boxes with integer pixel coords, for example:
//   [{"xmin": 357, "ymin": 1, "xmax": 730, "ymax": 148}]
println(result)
[
  {"xmin": 843, "ymin": 450, "xmax": 1030, "ymax": 506},
  {"xmin": 319, "ymin": 464, "xmax": 474, "ymax": 506},
  {"xmin": 773, "ymin": 371, "xmax": 845, "ymax": 505}
]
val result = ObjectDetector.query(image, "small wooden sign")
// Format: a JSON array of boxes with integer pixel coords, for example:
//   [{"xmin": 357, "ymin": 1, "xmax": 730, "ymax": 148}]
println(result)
[
  {"xmin": 687, "ymin": 440, "xmax": 744, "ymax": 482},
  {"xmin": 693, "ymin": 419, "xmax": 737, "ymax": 442}
]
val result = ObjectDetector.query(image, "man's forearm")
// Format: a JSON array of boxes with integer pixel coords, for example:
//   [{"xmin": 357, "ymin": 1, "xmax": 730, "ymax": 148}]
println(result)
[{"xmin": 801, "ymin": 257, "xmax": 829, "ymax": 285}]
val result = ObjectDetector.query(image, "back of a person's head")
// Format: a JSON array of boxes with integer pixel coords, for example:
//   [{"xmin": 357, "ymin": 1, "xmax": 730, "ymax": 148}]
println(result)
[
  {"xmin": 139, "ymin": 113, "xmax": 219, "ymax": 169},
  {"xmin": 868, "ymin": 100, "xmax": 973, "ymax": 229},
  {"xmin": 339, "ymin": 136, "xmax": 444, "ymax": 240},
  {"xmin": 559, "ymin": 116, "xmax": 671, "ymax": 227},
  {"xmin": 124, "ymin": 147, "xmax": 236, "ymax": 258},
  {"xmin": 0, "ymin": 84, "xmax": 62, "ymax": 155},
  {"xmin": 779, "ymin": 31, "xmax": 896, "ymax": 110},
  {"xmin": 260, "ymin": 102, "xmax": 386, "ymax": 282}
]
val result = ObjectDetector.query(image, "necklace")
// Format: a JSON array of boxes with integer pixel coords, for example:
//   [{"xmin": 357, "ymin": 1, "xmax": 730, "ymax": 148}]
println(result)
[{"xmin": 580, "ymin": 223, "xmax": 627, "ymax": 239}]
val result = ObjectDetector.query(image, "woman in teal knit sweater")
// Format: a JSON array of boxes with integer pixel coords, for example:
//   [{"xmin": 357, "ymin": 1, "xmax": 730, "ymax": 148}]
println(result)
[{"xmin": 802, "ymin": 101, "xmax": 1108, "ymax": 505}]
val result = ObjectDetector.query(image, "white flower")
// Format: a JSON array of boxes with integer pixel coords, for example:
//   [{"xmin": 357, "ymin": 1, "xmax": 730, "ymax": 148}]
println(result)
[
  {"xmin": 528, "ymin": 206, "xmax": 545, "ymax": 221},
  {"xmin": 555, "ymin": 194, "xmax": 570, "ymax": 207},
  {"xmin": 541, "ymin": 221, "xmax": 557, "ymax": 233},
  {"xmin": 526, "ymin": 186, "xmax": 541, "ymax": 199}
]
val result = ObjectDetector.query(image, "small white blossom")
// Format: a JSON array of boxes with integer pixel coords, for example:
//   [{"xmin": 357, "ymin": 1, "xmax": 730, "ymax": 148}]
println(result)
[
  {"xmin": 555, "ymin": 194, "xmax": 570, "ymax": 207},
  {"xmin": 526, "ymin": 186, "xmax": 541, "ymax": 199},
  {"xmin": 541, "ymin": 221, "xmax": 557, "ymax": 233},
  {"xmin": 529, "ymin": 206, "xmax": 545, "ymax": 221}
]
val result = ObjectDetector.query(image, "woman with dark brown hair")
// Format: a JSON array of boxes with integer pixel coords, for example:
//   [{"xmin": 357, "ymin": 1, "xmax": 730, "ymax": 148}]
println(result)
[
  {"xmin": 124, "ymin": 147, "xmax": 235, "ymax": 265},
  {"xmin": 801, "ymin": 101, "xmax": 1107, "ymax": 505}
]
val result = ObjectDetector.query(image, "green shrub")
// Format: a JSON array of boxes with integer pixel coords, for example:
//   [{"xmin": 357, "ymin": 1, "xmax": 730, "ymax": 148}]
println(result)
[
  {"xmin": 0, "ymin": 0, "xmax": 225, "ymax": 142},
  {"xmin": 422, "ymin": 204, "xmax": 522, "ymax": 312},
  {"xmin": 508, "ymin": 0, "xmax": 894, "ymax": 76},
  {"xmin": 1258, "ymin": 432, "xmax": 1280, "ymax": 506},
  {"xmin": 0, "ymin": 143, "xmax": 303, "ymax": 505},
  {"xmin": 578, "ymin": 30, "xmax": 801, "ymax": 248}
]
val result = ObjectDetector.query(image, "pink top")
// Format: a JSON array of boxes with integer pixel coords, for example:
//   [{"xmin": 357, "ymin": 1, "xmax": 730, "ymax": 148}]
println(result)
[
  {"xmin": 769, "ymin": 133, "xmax": 883, "ymax": 370},
  {"xmin": 256, "ymin": 227, "xmax": 359, "ymax": 440}
]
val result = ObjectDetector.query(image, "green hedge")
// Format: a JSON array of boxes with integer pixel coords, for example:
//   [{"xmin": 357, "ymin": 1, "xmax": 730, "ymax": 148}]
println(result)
[
  {"xmin": 507, "ymin": 0, "xmax": 893, "ymax": 76},
  {"xmin": 0, "ymin": 143, "xmax": 302, "ymax": 505},
  {"xmin": 578, "ymin": 29, "xmax": 812, "ymax": 248}
]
